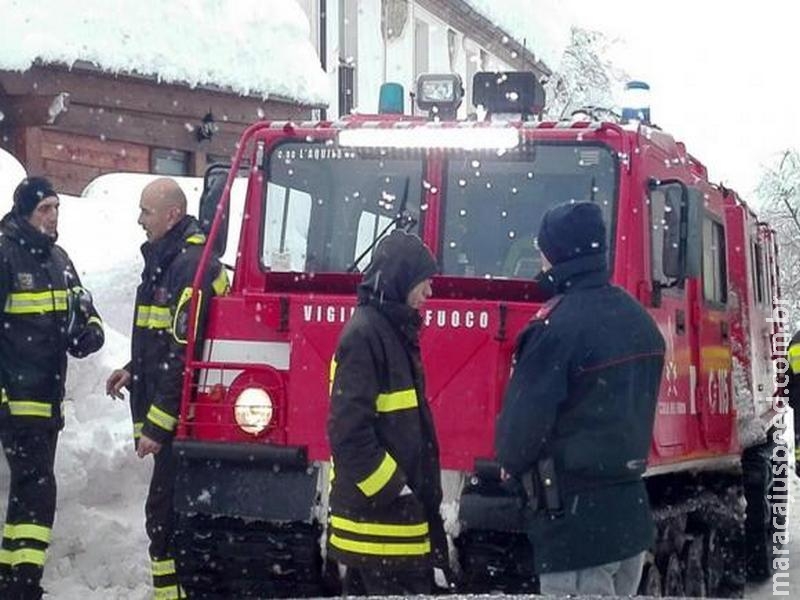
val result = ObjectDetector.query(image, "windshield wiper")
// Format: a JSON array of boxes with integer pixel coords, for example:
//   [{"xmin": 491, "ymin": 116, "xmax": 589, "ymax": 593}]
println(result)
[{"xmin": 346, "ymin": 177, "xmax": 413, "ymax": 273}]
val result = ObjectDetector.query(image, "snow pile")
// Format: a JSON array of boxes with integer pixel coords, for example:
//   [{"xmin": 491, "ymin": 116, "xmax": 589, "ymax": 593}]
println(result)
[
  {"xmin": 0, "ymin": 149, "xmax": 26, "ymax": 205},
  {"xmin": 463, "ymin": 0, "xmax": 573, "ymax": 68},
  {"xmin": 0, "ymin": 0, "xmax": 328, "ymax": 106}
]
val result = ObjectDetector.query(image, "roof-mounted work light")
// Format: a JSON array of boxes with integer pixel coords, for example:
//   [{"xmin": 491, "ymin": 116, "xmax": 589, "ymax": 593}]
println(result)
[
  {"xmin": 472, "ymin": 71, "xmax": 546, "ymax": 120},
  {"xmin": 416, "ymin": 73, "xmax": 464, "ymax": 120}
]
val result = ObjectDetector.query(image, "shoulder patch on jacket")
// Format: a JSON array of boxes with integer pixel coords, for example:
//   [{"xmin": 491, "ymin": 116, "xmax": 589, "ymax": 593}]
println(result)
[{"xmin": 532, "ymin": 295, "xmax": 563, "ymax": 322}]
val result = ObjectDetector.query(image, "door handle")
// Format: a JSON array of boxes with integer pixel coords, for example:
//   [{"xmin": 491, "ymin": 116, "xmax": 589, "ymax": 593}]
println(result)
[{"xmin": 675, "ymin": 309, "xmax": 686, "ymax": 334}]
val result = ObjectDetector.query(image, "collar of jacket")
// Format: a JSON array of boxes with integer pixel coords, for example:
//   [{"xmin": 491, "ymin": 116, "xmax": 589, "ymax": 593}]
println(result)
[
  {"xmin": 139, "ymin": 215, "xmax": 203, "ymax": 278},
  {"xmin": 0, "ymin": 211, "xmax": 56, "ymax": 257},
  {"xmin": 358, "ymin": 288, "xmax": 423, "ymax": 348},
  {"xmin": 534, "ymin": 253, "xmax": 609, "ymax": 298}
]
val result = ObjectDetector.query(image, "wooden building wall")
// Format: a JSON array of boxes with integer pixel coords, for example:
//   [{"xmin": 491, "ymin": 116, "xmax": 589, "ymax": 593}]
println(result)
[{"xmin": 0, "ymin": 65, "xmax": 316, "ymax": 194}]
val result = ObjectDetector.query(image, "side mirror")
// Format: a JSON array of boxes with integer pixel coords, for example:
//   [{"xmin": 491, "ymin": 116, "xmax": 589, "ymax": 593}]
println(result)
[{"xmin": 198, "ymin": 163, "xmax": 230, "ymax": 257}]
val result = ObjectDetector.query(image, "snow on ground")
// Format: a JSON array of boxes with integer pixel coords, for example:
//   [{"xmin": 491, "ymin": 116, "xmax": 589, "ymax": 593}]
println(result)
[{"xmin": 0, "ymin": 0, "xmax": 328, "ymax": 105}]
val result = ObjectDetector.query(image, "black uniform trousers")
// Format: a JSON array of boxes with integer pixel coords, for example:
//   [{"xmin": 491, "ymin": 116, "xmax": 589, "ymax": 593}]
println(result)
[
  {"xmin": 343, "ymin": 566, "xmax": 432, "ymax": 596},
  {"xmin": 0, "ymin": 428, "xmax": 58, "ymax": 600},
  {"xmin": 145, "ymin": 441, "xmax": 183, "ymax": 598}
]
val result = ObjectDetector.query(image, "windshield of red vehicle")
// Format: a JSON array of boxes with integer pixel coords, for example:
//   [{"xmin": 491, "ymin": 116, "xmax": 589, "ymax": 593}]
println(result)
[
  {"xmin": 442, "ymin": 144, "xmax": 617, "ymax": 278},
  {"xmin": 263, "ymin": 142, "xmax": 616, "ymax": 277},
  {"xmin": 264, "ymin": 143, "xmax": 423, "ymax": 273}
]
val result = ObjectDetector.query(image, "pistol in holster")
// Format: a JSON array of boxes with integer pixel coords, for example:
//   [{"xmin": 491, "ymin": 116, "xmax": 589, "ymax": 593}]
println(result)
[{"xmin": 521, "ymin": 456, "xmax": 563, "ymax": 518}]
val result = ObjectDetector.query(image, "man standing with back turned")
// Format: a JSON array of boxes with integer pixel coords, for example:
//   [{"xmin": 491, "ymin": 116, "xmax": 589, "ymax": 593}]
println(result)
[
  {"xmin": 496, "ymin": 201, "xmax": 665, "ymax": 596},
  {"xmin": 105, "ymin": 178, "xmax": 228, "ymax": 599}
]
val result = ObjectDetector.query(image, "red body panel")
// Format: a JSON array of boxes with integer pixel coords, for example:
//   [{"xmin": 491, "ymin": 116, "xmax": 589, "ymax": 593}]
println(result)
[{"xmin": 180, "ymin": 118, "xmax": 778, "ymax": 478}]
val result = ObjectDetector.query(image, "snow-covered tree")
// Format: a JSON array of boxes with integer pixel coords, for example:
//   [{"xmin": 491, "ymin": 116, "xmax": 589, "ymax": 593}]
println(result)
[
  {"xmin": 756, "ymin": 149, "xmax": 800, "ymax": 315},
  {"xmin": 543, "ymin": 26, "xmax": 628, "ymax": 120}
]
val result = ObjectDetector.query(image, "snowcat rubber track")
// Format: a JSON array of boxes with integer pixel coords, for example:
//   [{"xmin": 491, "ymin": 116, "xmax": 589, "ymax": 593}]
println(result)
[{"xmin": 174, "ymin": 513, "xmax": 326, "ymax": 599}]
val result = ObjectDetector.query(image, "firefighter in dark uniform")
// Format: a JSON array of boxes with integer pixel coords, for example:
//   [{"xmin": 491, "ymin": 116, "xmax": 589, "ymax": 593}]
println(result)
[
  {"xmin": 0, "ymin": 177, "xmax": 104, "ymax": 599},
  {"xmin": 327, "ymin": 229, "xmax": 448, "ymax": 595},
  {"xmin": 105, "ymin": 178, "xmax": 228, "ymax": 599},
  {"xmin": 788, "ymin": 330, "xmax": 800, "ymax": 477},
  {"xmin": 496, "ymin": 201, "xmax": 665, "ymax": 597}
]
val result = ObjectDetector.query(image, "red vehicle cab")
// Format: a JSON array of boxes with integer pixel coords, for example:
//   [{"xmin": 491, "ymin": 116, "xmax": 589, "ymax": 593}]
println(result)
[{"xmin": 172, "ymin": 73, "xmax": 784, "ymax": 598}]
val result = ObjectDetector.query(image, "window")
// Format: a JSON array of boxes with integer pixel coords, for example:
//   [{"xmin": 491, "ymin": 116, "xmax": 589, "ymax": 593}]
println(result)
[
  {"xmin": 750, "ymin": 241, "xmax": 766, "ymax": 305},
  {"xmin": 264, "ymin": 143, "xmax": 423, "ymax": 273},
  {"xmin": 414, "ymin": 19, "xmax": 430, "ymax": 81},
  {"xmin": 649, "ymin": 184, "xmax": 682, "ymax": 285},
  {"xmin": 441, "ymin": 145, "xmax": 617, "ymax": 279},
  {"xmin": 338, "ymin": 0, "xmax": 358, "ymax": 116},
  {"xmin": 152, "ymin": 148, "xmax": 189, "ymax": 175},
  {"xmin": 702, "ymin": 218, "xmax": 727, "ymax": 304}
]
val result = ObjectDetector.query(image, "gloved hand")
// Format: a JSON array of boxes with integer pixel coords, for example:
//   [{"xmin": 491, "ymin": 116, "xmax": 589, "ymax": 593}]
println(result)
[
  {"xmin": 66, "ymin": 286, "xmax": 93, "ymax": 340},
  {"xmin": 68, "ymin": 321, "xmax": 105, "ymax": 358}
]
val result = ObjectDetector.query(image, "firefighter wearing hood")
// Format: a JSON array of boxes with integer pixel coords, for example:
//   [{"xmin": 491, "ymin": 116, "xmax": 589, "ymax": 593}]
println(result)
[
  {"xmin": 496, "ymin": 201, "xmax": 665, "ymax": 597},
  {"xmin": 326, "ymin": 229, "xmax": 447, "ymax": 595},
  {"xmin": 0, "ymin": 176, "xmax": 104, "ymax": 599}
]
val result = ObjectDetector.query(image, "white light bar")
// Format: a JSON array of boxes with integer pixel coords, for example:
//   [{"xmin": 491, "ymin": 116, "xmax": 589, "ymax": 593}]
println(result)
[{"xmin": 337, "ymin": 127, "xmax": 519, "ymax": 150}]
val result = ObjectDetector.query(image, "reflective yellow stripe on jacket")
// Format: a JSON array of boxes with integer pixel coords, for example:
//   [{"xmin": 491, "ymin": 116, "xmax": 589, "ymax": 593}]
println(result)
[
  {"xmin": 0, "ymin": 392, "xmax": 52, "ymax": 418},
  {"xmin": 0, "ymin": 548, "xmax": 47, "ymax": 567},
  {"xmin": 152, "ymin": 558, "xmax": 176, "ymax": 577},
  {"xmin": 357, "ymin": 452, "xmax": 397, "ymax": 497},
  {"xmin": 135, "ymin": 305, "xmax": 171, "ymax": 329},
  {"xmin": 4, "ymin": 290, "xmax": 68, "ymax": 314},
  {"xmin": 376, "ymin": 388, "xmax": 418, "ymax": 412},
  {"xmin": 789, "ymin": 342, "xmax": 800, "ymax": 374},
  {"xmin": 3, "ymin": 523, "xmax": 52, "ymax": 544},
  {"xmin": 147, "ymin": 405, "xmax": 178, "ymax": 432},
  {"xmin": 329, "ymin": 535, "xmax": 430, "ymax": 557}
]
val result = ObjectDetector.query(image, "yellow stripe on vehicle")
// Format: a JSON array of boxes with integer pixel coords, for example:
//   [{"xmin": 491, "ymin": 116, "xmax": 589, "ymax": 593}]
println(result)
[
  {"xmin": 135, "ymin": 305, "xmax": 172, "ymax": 329},
  {"xmin": 0, "ymin": 547, "xmax": 47, "ymax": 567},
  {"xmin": 329, "ymin": 534, "xmax": 430, "ymax": 556},
  {"xmin": 152, "ymin": 558, "xmax": 176, "ymax": 577},
  {"xmin": 330, "ymin": 516, "xmax": 429, "ymax": 538},
  {"xmin": 4, "ymin": 290, "xmax": 68, "ymax": 314},
  {"xmin": 146, "ymin": 405, "xmax": 178, "ymax": 432},
  {"xmin": 3, "ymin": 523, "xmax": 52, "ymax": 544},
  {"xmin": 376, "ymin": 389, "xmax": 418, "ymax": 412},
  {"xmin": 357, "ymin": 452, "xmax": 397, "ymax": 497}
]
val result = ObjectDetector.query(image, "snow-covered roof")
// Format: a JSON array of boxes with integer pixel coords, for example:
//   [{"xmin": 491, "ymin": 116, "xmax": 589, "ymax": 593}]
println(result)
[
  {"xmin": 0, "ymin": 0, "xmax": 329, "ymax": 106},
  {"xmin": 462, "ymin": 0, "xmax": 572, "ymax": 68}
]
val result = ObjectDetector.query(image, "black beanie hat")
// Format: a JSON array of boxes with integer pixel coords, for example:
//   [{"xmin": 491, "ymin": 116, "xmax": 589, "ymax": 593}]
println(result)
[
  {"xmin": 13, "ymin": 176, "xmax": 57, "ymax": 217},
  {"xmin": 537, "ymin": 201, "xmax": 607, "ymax": 266}
]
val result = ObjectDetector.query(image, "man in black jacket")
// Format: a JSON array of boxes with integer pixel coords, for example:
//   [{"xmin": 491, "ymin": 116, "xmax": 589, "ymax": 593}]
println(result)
[
  {"xmin": 327, "ymin": 229, "xmax": 447, "ymax": 595},
  {"xmin": 0, "ymin": 176, "xmax": 104, "ymax": 599},
  {"xmin": 789, "ymin": 330, "xmax": 800, "ymax": 477},
  {"xmin": 496, "ymin": 201, "xmax": 665, "ymax": 596},
  {"xmin": 105, "ymin": 178, "xmax": 228, "ymax": 599}
]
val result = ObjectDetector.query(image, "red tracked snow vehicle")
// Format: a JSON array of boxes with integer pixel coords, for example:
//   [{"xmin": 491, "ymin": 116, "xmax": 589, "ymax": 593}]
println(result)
[{"xmin": 172, "ymin": 72, "xmax": 787, "ymax": 598}]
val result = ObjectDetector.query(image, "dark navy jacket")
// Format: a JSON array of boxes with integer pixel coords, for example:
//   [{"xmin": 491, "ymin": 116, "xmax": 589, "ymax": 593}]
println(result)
[{"xmin": 496, "ymin": 253, "xmax": 665, "ymax": 573}]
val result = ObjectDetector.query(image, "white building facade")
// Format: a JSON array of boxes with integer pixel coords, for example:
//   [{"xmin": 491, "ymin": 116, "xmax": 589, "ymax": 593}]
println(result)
[{"xmin": 295, "ymin": 0, "xmax": 550, "ymax": 118}]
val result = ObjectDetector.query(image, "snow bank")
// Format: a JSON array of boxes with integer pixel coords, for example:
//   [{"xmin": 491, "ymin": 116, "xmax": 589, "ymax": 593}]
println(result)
[
  {"xmin": 0, "ymin": 0, "xmax": 328, "ymax": 106},
  {"xmin": 0, "ymin": 148, "xmax": 26, "ymax": 206}
]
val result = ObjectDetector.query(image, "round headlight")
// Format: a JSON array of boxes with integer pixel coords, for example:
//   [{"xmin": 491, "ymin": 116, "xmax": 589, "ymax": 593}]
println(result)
[{"xmin": 233, "ymin": 387, "xmax": 273, "ymax": 435}]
